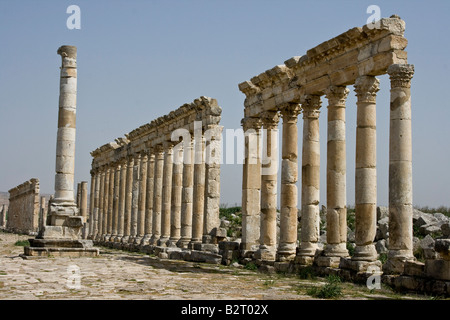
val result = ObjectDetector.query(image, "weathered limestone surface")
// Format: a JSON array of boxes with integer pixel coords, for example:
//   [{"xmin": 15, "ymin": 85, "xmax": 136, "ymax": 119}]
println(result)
[{"xmin": 7, "ymin": 179, "xmax": 40, "ymax": 235}]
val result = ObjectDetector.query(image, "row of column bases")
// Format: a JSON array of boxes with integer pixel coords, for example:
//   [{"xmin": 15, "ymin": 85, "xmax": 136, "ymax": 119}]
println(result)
[
  {"xmin": 242, "ymin": 64, "xmax": 414, "ymax": 273},
  {"xmin": 87, "ymin": 136, "xmax": 222, "ymax": 250}
]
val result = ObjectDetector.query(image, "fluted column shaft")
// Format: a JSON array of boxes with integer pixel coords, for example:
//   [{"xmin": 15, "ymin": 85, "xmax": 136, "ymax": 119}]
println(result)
[
  {"xmin": 278, "ymin": 104, "xmax": 301, "ymax": 261},
  {"xmin": 241, "ymin": 118, "xmax": 262, "ymax": 251},
  {"xmin": 179, "ymin": 138, "xmax": 194, "ymax": 248},
  {"xmin": 91, "ymin": 171, "xmax": 100, "ymax": 239},
  {"xmin": 142, "ymin": 152, "xmax": 155, "ymax": 245},
  {"xmin": 122, "ymin": 156, "xmax": 134, "ymax": 243},
  {"xmin": 353, "ymin": 75, "xmax": 380, "ymax": 261},
  {"xmin": 386, "ymin": 64, "xmax": 415, "ymax": 273},
  {"xmin": 324, "ymin": 86, "xmax": 350, "ymax": 257},
  {"xmin": 256, "ymin": 111, "xmax": 279, "ymax": 261},
  {"xmin": 150, "ymin": 146, "xmax": 164, "ymax": 245},
  {"xmin": 298, "ymin": 95, "xmax": 321, "ymax": 260}
]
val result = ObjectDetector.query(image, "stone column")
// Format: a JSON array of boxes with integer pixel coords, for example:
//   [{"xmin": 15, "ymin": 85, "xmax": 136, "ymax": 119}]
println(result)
[
  {"xmin": 385, "ymin": 64, "xmax": 415, "ymax": 273},
  {"xmin": 95, "ymin": 169, "xmax": 105, "ymax": 241},
  {"xmin": 80, "ymin": 181, "xmax": 88, "ymax": 239},
  {"xmin": 353, "ymin": 75, "xmax": 379, "ymax": 262},
  {"xmin": 241, "ymin": 117, "xmax": 262, "ymax": 252},
  {"xmin": 92, "ymin": 171, "xmax": 101, "ymax": 240},
  {"xmin": 150, "ymin": 145, "xmax": 164, "ymax": 245},
  {"xmin": 106, "ymin": 165, "xmax": 115, "ymax": 241},
  {"xmin": 203, "ymin": 125, "xmax": 223, "ymax": 244},
  {"xmin": 111, "ymin": 164, "xmax": 121, "ymax": 241},
  {"xmin": 76, "ymin": 183, "xmax": 81, "ymax": 208},
  {"xmin": 38, "ymin": 196, "xmax": 46, "ymax": 234},
  {"xmin": 255, "ymin": 111, "xmax": 279, "ymax": 261},
  {"xmin": 190, "ymin": 136, "xmax": 206, "ymax": 246},
  {"xmin": 135, "ymin": 152, "xmax": 147, "ymax": 244},
  {"xmin": 324, "ymin": 86, "xmax": 350, "ymax": 258},
  {"xmin": 159, "ymin": 142, "xmax": 173, "ymax": 246},
  {"xmin": 88, "ymin": 171, "xmax": 96, "ymax": 239},
  {"xmin": 297, "ymin": 96, "xmax": 321, "ymax": 263},
  {"xmin": 169, "ymin": 145, "xmax": 183, "ymax": 247},
  {"xmin": 277, "ymin": 104, "xmax": 301, "ymax": 262},
  {"xmin": 142, "ymin": 151, "xmax": 155, "ymax": 245},
  {"xmin": 129, "ymin": 154, "xmax": 141, "ymax": 243},
  {"xmin": 116, "ymin": 159, "xmax": 127, "ymax": 242},
  {"xmin": 49, "ymin": 45, "xmax": 78, "ymax": 224},
  {"xmin": 122, "ymin": 156, "xmax": 134, "ymax": 243},
  {"xmin": 178, "ymin": 138, "xmax": 195, "ymax": 248},
  {"xmin": 101, "ymin": 166, "xmax": 111, "ymax": 241}
]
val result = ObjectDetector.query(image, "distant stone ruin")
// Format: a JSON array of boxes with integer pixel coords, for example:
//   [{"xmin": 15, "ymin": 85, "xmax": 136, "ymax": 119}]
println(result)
[{"xmin": 6, "ymin": 178, "xmax": 40, "ymax": 235}]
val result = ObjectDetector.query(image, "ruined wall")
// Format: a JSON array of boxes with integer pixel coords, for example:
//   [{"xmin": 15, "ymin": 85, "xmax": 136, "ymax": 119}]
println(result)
[{"xmin": 7, "ymin": 179, "xmax": 40, "ymax": 234}]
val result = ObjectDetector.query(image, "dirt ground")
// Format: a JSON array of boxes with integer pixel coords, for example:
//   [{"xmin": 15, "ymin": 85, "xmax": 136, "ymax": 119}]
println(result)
[{"xmin": 0, "ymin": 231, "xmax": 430, "ymax": 300}]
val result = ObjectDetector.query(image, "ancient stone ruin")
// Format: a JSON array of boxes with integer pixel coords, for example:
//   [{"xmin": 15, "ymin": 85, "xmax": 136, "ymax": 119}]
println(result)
[
  {"xmin": 6, "ymin": 178, "xmax": 41, "ymax": 235},
  {"xmin": 23, "ymin": 45, "xmax": 98, "ymax": 258},
  {"xmin": 88, "ymin": 96, "xmax": 225, "ymax": 260}
]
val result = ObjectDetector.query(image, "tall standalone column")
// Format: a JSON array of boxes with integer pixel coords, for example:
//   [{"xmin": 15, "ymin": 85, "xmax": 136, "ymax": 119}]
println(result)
[
  {"xmin": 49, "ymin": 45, "xmax": 79, "ymax": 225},
  {"xmin": 385, "ymin": 64, "xmax": 415, "ymax": 273},
  {"xmin": 203, "ymin": 125, "xmax": 223, "ymax": 244},
  {"xmin": 297, "ymin": 95, "xmax": 321, "ymax": 263},
  {"xmin": 324, "ymin": 86, "xmax": 350, "ymax": 257},
  {"xmin": 135, "ymin": 152, "xmax": 147, "ymax": 244},
  {"xmin": 142, "ymin": 151, "xmax": 155, "ymax": 245},
  {"xmin": 190, "ymin": 136, "xmax": 206, "ymax": 246},
  {"xmin": 256, "ymin": 111, "xmax": 279, "ymax": 261},
  {"xmin": 241, "ymin": 117, "xmax": 262, "ymax": 252},
  {"xmin": 178, "ymin": 138, "xmax": 194, "ymax": 248},
  {"xmin": 159, "ymin": 142, "xmax": 173, "ymax": 246},
  {"xmin": 353, "ymin": 75, "xmax": 379, "ymax": 261},
  {"xmin": 91, "ymin": 170, "xmax": 101, "ymax": 239},
  {"xmin": 121, "ymin": 156, "xmax": 134, "ymax": 243},
  {"xmin": 169, "ymin": 145, "xmax": 184, "ymax": 246},
  {"xmin": 150, "ymin": 145, "xmax": 164, "ymax": 245},
  {"xmin": 278, "ymin": 104, "xmax": 301, "ymax": 261}
]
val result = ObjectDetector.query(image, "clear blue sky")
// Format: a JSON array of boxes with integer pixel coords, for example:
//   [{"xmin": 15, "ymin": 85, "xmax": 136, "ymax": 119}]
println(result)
[{"xmin": 1, "ymin": 0, "xmax": 449, "ymax": 208}]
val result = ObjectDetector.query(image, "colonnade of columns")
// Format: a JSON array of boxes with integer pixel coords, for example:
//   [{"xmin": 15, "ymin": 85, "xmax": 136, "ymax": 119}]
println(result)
[
  {"xmin": 241, "ymin": 64, "xmax": 414, "ymax": 273},
  {"xmin": 88, "ymin": 97, "xmax": 223, "ymax": 250}
]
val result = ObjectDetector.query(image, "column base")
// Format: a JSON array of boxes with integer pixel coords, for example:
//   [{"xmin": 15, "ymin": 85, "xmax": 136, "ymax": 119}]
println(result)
[
  {"xmin": 323, "ymin": 243, "xmax": 349, "ymax": 258},
  {"xmin": 383, "ymin": 250, "xmax": 415, "ymax": 274},
  {"xmin": 188, "ymin": 240, "xmax": 202, "ymax": 250},
  {"xmin": 352, "ymin": 244, "xmax": 378, "ymax": 262},
  {"xmin": 114, "ymin": 235, "xmax": 123, "ymax": 243},
  {"xmin": 157, "ymin": 236, "xmax": 170, "ymax": 247},
  {"xmin": 297, "ymin": 242, "xmax": 319, "ymax": 257},
  {"xmin": 121, "ymin": 235, "xmax": 130, "ymax": 244},
  {"xmin": 340, "ymin": 257, "xmax": 382, "ymax": 273},
  {"xmin": 168, "ymin": 238, "xmax": 180, "ymax": 248},
  {"xmin": 149, "ymin": 235, "xmax": 160, "ymax": 246},
  {"xmin": 254, "ymin": 245, "xmax": 276, "ymax": 261},
  {"xmin": 176, "ymin": 237, "xmax": 191, "ymax": 249},
  {"xmin": 140, "ymin": 235, "xmax": 151, "ymax": 246}
]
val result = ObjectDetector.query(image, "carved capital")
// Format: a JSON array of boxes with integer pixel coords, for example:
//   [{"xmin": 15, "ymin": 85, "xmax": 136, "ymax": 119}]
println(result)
[
  {"xmin": 300, "ymin": 95, "xmax": 321, "ymax": 119},
  {"xmin": 241, "ymin": 117, "xmax": 263, "ymax": 131},
  {"xmin": 279, "ymin": 103, "xmax": 301, "ymax": 123},
  {"xmin": 387, "ymin": 64, "xmax": 414, "ymax": 88},
  {"xmin": 325, "ymin": 86, "xmax": 349, "ymax": 108},
  {"xmin": 260, "ymin": 110, "xmax": 280, "ymax": 130},
  {"xmin": 354, "ymin": 76, "xmax": 380, "ymax": 103}
]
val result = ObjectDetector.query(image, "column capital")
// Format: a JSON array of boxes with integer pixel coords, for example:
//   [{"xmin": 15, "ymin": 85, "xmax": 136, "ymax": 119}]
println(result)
[
  {"xmin": 279, "ymin": 103, "xmax": 301, "ymax": 123},
  {"xmin": 387, "ymin": 64, "xmax": 414, "ymax": 88},
  {"xmin": 260, "ymin": 110, "xmax": 280, "ymax": 130},
  {"xmin": 300, "ymin": 95, "xmax": 321, "ymax": 119},
  {"xmin": 154, "ymin": 144, "xmax": 164, "ymax": 154},
  {"xmin": 241, "ymin": 117, "xmax": 263, "ymax": 131},
  {"xmin": 325, "ymin": 86, "xmax": 349, "ymax": 107},
  {"xmin": 354, "ymin": 75, "xmax": 380, "ymax": 103}
]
